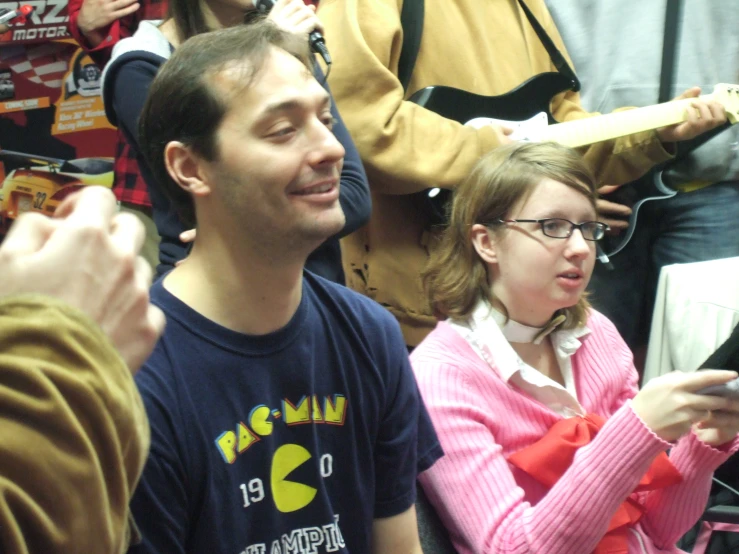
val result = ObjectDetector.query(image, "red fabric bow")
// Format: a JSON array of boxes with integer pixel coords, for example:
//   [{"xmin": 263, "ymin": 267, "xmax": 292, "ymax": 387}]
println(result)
[{"xmin": 507, "ymin": 414, "xmax": 683, "ymax": 554}]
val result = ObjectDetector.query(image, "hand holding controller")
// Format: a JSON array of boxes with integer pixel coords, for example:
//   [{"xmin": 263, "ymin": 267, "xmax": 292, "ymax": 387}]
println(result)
[
  {"xmin": 697, "ymin": 376, "xmax": 739, "ymax": 398},
  {"xmin": 692, "ymin": 371, "xmax": 739, "ymax": 447}
]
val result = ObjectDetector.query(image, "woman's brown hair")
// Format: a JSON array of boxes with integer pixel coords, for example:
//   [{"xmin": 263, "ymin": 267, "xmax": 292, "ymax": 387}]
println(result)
[{"xmin": 423, "ymin": 141, "xmax": 599, "ymax": 329}]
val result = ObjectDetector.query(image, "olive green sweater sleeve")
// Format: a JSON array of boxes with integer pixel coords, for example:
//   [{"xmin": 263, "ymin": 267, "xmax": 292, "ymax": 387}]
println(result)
[{"xmin": 0, "ymin": 295, "xmax": 149, "ymax": 554}]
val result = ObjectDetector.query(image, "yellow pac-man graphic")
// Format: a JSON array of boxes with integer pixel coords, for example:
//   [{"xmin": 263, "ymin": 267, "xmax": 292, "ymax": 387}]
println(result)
[
  {"xmin": 249, "ymin": 405, "xmax": 274, "ymax": 436},
  {"xmin": 270, "ymin": 444, "xmax": 317, "ymax": 513},
  {"xmin": 213, "ymin": 394, "xmax": 347, "ymax": 464}
]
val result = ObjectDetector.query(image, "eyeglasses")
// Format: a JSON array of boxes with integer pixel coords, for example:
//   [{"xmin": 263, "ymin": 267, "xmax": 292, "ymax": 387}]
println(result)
[{"xmin": 493, "ymin": 218, "xmax": 609, "ymax": 241}]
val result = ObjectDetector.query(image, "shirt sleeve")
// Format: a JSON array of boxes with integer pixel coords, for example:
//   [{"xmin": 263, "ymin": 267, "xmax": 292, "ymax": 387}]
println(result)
[
  {"xmin": 315, "ymin": 63, "xmax": 370, "ymax": 239},
  {"xmin": 108, "ymin": 57, "xmax": 159, "ymax": 150},
  {"xmin": 414, "ymin": 356, "xmax": 671, "ymax": 554},
  {"xmin": 638, "ymin": 431, "xmax": 739, "ymax": 549},
  {"xmin": 127, "ymin": 353, "xmax": 191, "ymax": 554},
  {"xmin": 592, "ymin": 311, "xmax": 739, "ymax": 549},
  {"xmin": 0, "ymin": 295, "xmax": 149, "ymax": 554},
  {"xmin": 373, "ymin": 316, "xmax": 442, "ymax": 519}
]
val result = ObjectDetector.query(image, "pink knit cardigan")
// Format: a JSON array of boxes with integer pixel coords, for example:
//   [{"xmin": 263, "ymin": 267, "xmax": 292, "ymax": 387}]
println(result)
[{"xmin": 411, "ymin": 310, "xmax": 738, "ymax": 554}]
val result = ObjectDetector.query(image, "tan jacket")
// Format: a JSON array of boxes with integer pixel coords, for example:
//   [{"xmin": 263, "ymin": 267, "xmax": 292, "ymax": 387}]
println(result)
[
  {"xmin": 319, "ymin": 0, "xmax": 672, "ymax": 346},
  {"xmin": 0, "ymin": 295, "xmax": 149, "ymax": 553}
]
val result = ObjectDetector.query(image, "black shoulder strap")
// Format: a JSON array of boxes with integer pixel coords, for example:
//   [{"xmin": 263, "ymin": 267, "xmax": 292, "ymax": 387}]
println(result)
[
  {"xmin": 659, "ymin": 0, "xmax": 681, "ymax": 102},
  {"xmin": 398, "ymin": 0, "xmax": 424, "ymax": 92},
  {"xmin": 398, "ymin": 0, "xmax": 579, "ymax": 94},
  {"xmin": 516, "ymin": 0, "xmax": 580, "ymax": 92},
  {"xmin": 657, "ymin": 0, "xmax": 730, "ymax": 162}
]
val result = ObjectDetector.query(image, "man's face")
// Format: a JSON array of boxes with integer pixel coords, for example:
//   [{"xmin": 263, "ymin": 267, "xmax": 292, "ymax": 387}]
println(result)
[{"xmin": 203, "ymin": 48, "xmax": 346, "ymax": 255}]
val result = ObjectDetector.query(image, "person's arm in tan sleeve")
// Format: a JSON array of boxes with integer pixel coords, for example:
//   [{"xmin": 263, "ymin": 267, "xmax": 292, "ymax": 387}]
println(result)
[
  {"xmin": 533, "ymin": 1, "xmax": 726, "ymax": 186},
  {"xmin": 318, "ymin": 0, "xmax": 507, "ymax": 196},
  {"xmin": 524, "ymin": 1, "xmax": 672, "ymax": 185},
  {"xmin": 0, "ymin": 295, "xmax": 150, "ymax": 554}
]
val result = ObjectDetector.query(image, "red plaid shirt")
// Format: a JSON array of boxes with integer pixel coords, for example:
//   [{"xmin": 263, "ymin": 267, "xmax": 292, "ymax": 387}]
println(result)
[{"xmin": 68, "ymin": 0, "xmax": 167, "ymax": 207}]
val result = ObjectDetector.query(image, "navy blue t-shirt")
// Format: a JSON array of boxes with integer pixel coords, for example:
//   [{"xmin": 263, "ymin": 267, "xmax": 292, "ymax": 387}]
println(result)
[{"xmin": 129, "ymin": 272, "xmax": 442, "ymax": 554}]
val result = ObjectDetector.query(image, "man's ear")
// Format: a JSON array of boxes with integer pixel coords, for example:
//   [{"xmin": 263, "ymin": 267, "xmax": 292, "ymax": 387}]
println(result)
[
  {"xmin": 470, "ymin": 223, "xmax": 498, "ymax": 264},
  {"xmin": 164, "ymin": 141, "xmax": 212, "ymax": 197}
]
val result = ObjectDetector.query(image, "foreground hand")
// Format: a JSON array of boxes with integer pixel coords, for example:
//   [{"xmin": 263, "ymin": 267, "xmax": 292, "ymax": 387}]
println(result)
[
  {"xmin": 596, "ymin": 184, "xmax": 632, "ymax": 235},
  {"xmin": 632, "ymin": 370, "xmax": 739, "ymax": 442},
  {"xmin": 656, "ymin": 87, "xmax": 727, "ymax": 143},
  {"xmin": 266, "ymin": 0, "xmax": 322, "ymax": 39},
  {"xmin": 0, "ymin": 186, "xmax": 165, "ymax": 373},
  {"xmin": 77, "ymin": 0, "xmax": 140, "ymax": 37},
  {"xmin": 0, "ymin": 23, "xmax": 9, "ymax": 34}
]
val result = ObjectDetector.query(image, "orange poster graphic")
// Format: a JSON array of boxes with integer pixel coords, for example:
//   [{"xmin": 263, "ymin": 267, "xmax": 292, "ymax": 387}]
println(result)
[
  {"xmin": 0, "ymin": 95, "xmax": 49, "ymax": 112},
  {"xmin": 52, "ymin": 47, "xmax": 114, "ymax": 134}
]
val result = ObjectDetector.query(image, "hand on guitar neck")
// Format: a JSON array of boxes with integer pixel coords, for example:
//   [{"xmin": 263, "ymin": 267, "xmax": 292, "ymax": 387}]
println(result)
[
  {"xmin": 655, "ymin": 87, "xmax": 729, "ymax": 144},
  {"xmin": 408, "ymin": 77, "xmax": 738, "ymax": 235},
  {"xmin": 598, "ymin": 87, "xmax": 727, "ymax": 241}
]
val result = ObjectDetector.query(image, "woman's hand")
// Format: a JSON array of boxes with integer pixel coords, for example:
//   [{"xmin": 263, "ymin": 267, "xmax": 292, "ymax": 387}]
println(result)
[
  {"xmin": 266, "ymin": 0, "xmax": 323, "ymax": 39},
  {"xmin": 180, "ymin": 228, "xmax": 196, "ymax": 243},
  {"xmin": 77, "ymin": 0, "xmax": 140, "ymax": 45},
  {"xmin": 693, "ymin": 409, "xmax": 739, "ymax": 447},
  {"xmin": 632, "ymin": 370, "xmax": 739, "ymax": 442},
  {"xmin": 174, "ymin": 228, "xmax": 197, "ymax": 267}
]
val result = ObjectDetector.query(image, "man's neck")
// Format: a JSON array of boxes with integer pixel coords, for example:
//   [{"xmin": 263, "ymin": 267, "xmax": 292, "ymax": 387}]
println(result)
[{"xmin": 163, "ymin": 239, "xmax": 306, "ymax": 336}]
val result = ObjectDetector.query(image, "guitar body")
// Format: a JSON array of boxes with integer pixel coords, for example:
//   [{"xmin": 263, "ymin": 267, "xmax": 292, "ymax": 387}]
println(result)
[
  {"xmin": 409, "ymin": 72, "xmax": 570, "ymax": 125},
  {"xmin": 408, "ymin": 72, "xmax": 573, "ymax": 225},
  {"xmin": 599, "ymin": 169, "xmax": 677, "ymax": 258},
  {"xmin": 598, "ymin": 120, "xmax": 734, "ymax": 257}
]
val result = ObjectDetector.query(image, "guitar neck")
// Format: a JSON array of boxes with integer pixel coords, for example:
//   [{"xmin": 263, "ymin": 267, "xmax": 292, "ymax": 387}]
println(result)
[{"xmin": 540, "ymin": 94, "xmax": 717, "ymax": 148}]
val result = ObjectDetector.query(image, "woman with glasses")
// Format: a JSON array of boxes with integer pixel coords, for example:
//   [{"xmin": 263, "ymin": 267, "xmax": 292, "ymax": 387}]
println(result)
[{"xmin": 411, "ymin": 141, "xmax": 739, "ymax": 554}]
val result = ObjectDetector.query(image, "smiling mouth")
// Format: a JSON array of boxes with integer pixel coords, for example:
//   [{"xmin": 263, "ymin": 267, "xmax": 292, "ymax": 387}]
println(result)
[{"xmin": 293, "ymin": 182, "xmax": 335, "ymax": 195}]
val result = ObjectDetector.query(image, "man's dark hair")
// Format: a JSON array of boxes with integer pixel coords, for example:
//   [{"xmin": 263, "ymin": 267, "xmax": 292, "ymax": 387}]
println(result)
[{"xmin": 138, "ymin": 22, "xmax": 312, "ymax": 227}]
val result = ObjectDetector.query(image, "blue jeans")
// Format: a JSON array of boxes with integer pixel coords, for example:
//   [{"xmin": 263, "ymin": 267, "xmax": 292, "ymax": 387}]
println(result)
[{"xmin": 588, "ymin": 181, "xmax": 739, "ymax": 349}]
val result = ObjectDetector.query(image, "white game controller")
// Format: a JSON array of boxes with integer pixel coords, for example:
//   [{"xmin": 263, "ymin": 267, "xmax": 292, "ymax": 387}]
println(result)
[{"xmin": 697, "ymin": 377, "xmax": 739, "ymax": 398}]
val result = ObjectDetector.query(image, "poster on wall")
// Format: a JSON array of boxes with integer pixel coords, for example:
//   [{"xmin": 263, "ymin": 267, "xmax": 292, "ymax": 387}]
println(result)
[
  {"xmin": 0, "ymin": 0, "xmax": 71, "ymax": 45},
  {"xmin": 0, "ymin": 7, "xmax": 117, "ymax": 236}
]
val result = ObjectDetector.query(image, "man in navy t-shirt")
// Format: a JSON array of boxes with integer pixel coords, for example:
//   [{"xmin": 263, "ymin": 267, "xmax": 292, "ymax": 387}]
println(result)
[{"xmin": 130, "ymin": 22, "xmax": 443, "ymax": 554}]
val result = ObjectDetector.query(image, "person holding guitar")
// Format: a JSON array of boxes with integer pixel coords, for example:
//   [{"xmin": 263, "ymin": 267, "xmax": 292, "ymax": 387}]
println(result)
[
  {"xmin": 547, "ymin": 0, "xmax": 739, "ymax": 353},
  {"xmin": 317, "ymin": 0, "xmax": 728, "ymax": 349}
]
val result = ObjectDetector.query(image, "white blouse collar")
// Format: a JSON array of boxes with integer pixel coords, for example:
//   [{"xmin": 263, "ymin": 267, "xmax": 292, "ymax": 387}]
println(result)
[{"xmin": 473, "ymin": 302, "xmax": 566, "ymax": 345}]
